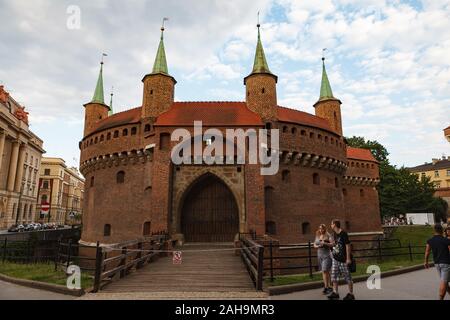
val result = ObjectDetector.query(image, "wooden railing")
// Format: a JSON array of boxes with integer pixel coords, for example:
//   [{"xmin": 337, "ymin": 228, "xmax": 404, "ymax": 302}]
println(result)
[
  {"xmin": 92, "ymin": 236, "xmax": 168, "ymax": 292},
  {"xmin": 239, "ymin": 236, "xmax": 264, "ymax": 291}
]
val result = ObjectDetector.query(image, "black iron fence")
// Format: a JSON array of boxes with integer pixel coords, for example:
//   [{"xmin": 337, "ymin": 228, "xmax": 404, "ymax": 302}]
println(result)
[{"xmin": 265, "ymin": 238, "xmax": 426, "ymax": 282}]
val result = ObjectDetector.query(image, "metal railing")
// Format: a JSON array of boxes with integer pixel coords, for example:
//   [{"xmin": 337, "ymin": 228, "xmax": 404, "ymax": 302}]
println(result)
[{"xmin": 265, "ymin": 238, "xmax": 426, "ymax": 282}]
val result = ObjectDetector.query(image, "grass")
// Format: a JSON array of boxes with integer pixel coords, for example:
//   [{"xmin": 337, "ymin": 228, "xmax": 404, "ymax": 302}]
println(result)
[
  {"xmin": 0, "ymin": 262, "xmax": 93, "ymax": 289},
  {"xmin": 265, "ymin": 225, "xmax": 434, "ymax": 287}
]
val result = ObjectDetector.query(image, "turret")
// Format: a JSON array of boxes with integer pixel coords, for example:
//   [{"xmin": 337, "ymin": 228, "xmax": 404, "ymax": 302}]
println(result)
[
  {"xmin": 141, "ymin": 21, "xmax": 177, "ymax": 119},
  {"xmin": 244, "ymin": 22, "xmax": 278, "ymax": 121},
  {"xmin": 83, "ymin": 58, "xmax": 111, "ymax": 137},
  {"xmin": 313, "ymin": 56, "xmax": 343, "ymax": 136}
]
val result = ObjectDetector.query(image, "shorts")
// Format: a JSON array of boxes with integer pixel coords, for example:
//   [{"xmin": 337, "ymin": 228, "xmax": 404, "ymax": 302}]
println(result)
[
  {"xmin": 318, "ymin": 255, "xmax": 332, "ymax": 272},
  {"xmin": 436, "ymin": 264, "xmax": 450, "ymax": 282},
  {"xmin": 331, "ymin": 259, "xmax": 352, "ymax": 283}
]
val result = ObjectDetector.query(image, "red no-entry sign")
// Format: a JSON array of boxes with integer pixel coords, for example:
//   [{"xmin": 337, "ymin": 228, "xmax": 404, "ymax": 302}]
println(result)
[{"xmin": 173, "ymin": 251, "xmax": 182, "ymax": 265}]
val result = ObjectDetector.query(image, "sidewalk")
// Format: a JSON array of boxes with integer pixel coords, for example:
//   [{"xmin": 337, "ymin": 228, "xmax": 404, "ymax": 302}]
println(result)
[{"xmin": 270, "ymin": 268, "xmax": 448, "ymax": 300}]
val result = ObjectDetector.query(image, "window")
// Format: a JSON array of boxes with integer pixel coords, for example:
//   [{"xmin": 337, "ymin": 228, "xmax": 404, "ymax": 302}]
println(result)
[
  {"xmin": 434, "ymin": 170, "xmax": 439, "ymax": 178},
  {"xmin": 325, "ymin": 136, "xmax": 328, "ymax": 142},
  {"xmin": 104, "ymin": 224, "xmax": 111, "ymax": 237},
  {"xmin": 310, "ymin": 132, "xmax": 314, "ymax": 139},
  {"xmin": 447, "ymin": 169, "xmax": 450, "ymax": 176},
  {"xmin": 335, "ymin": 177, "xmax": 339, "ymax": 188},
  {"xmin": 107, "ymin": 133, "xmax": 111, "ymax": 140},
  {"xmin": 318, "ymin": 134, "xmax": 322, "ymax": 141},
  {"xmin": 143, "ymin": 222, "xmax": 151, "ymax": 236},
  {"xmin": 100, "ymin": 135, "xmax": 104, "ymax": 142},
  {"xmin": 42, "ymin": 181, "xmax": 49, "ymax": 189},
  {"xmin": 301, "ymin": 130, "xmax": 307, "ymax": 136},
  {"xmin": 94, "ymin": 137, "xmax": 98, "ymax": 144},
  {"xmin": 90, "ymin": 176, "xmax": 94, "ymax": 187},
  {"xmin": 266, "ymin": 221, "xmax": 276, "ymax": 235},
  {"xmin": 160, "ymin": 133, "xmax": 171, "ymax": 150},
  {"xmin": 144, "ymin": 124, "xmax": 151, "ymax": 132},
  {"xmin": 313, "ymin": 173, "xmax": 320, "ymax": 185},
  {"xmin": 262, "ymin": 88, "xmax": 265, "ymax": 94},
  {"xmin": 116, "ymin": 171, "xmax": 125, "ymax": 184},
  {"xmin": 302, "ymin": 222, "xmax": 311, "ymax": 235},
  {"xmin": 343, "ymin": 188, "xmax": 347, "ymax": 196},
  {"xmin": 360, "ymin": 189, "xmax": 365, "ymax": 197},
  {"xmin": 282, "ymin": 170, "xmax": 291, "ymax": 182},
  {"xmin": 282, "ymin": 126, "xmax": 288, "ymax": 133},
  {"xmin": 291, "ymin": 127, "xmax": 297, "ymax": 134},
  {"xmin": 131, "ymin": 127, "xmax": 137, "ymax": 135},
  {"xmin": 44, "ymin": 169, "xmax": 50, "ymax": 176},
  {"xmin": 114, "ymin": 131, "xmax": 119, "ymax": 138},
  {"xmin": 265, "ymin": 186, "xmax": 274, "ymax": 212},
  {"xmin": 123, "ymin": 129, "xmax": 128, "ymax": 136},
  {"xmin": 41, "ymin": 195, "xmax": 47, "ymax": 203}
]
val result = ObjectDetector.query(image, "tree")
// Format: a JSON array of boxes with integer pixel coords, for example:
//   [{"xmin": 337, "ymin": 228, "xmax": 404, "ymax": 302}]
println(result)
[{"xmin": 346, "ymin": 136, "xmax": 446, "ymax": 222}]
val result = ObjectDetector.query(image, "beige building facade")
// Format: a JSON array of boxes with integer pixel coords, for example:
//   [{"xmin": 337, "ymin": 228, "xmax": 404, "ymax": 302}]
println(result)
[
  {"xmin": 0, "ymin": 85, "xmax": 45, "ymax": 229},
  {"xmin": 37, "ymin": 158, "xmax": 84, "ymax": 225}
]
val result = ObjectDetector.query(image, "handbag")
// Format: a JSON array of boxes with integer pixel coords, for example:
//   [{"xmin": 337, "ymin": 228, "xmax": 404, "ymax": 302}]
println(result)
[{"xmin": 348, "ymin": 255, "xmax": 357, "ymax": 273}]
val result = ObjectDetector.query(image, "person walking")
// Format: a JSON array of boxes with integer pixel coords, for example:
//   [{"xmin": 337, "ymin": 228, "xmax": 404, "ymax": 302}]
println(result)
[
  {"xmin": 424, "ymin": 224, "xmax": 450, "ymax": 300},
  {"xmin": 314, "ymin": 224, "xmax": 333, "ymax": 295},
  {"xmin": 328, "ymin": 219, "xmax": 354, "ymax": 300}
]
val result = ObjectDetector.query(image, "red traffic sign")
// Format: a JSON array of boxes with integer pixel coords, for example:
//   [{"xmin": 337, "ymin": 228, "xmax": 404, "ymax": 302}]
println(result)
[
  {"xmin": 41, "ymin": 203, "xmax": 50, "ymax": 212},
  {"xmin": 173, "ymin": 251, "xmax": 182, "ymax": 265}
]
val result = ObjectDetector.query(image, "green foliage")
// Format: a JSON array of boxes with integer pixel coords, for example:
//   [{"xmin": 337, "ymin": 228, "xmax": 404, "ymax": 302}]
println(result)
[
  {"xmin": 346, "ymin": 136, "xmax": 447, "ymax": 222},
  {"xmin": 0, "ymin": 262, "xmax": 93, "ymax": 289}
]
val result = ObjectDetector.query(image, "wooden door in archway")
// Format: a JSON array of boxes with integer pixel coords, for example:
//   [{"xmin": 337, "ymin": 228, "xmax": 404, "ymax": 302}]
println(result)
[{"xmin": 181, "ymin": 174, "xmax": 239, "ymax": 242}]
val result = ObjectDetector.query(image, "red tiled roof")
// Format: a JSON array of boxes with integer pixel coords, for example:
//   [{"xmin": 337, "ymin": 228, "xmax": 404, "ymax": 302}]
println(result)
[
  {"xmin": 277, "ymin": 106, "xmax": 335, "ymax": 133},
  {"xmin": 88, "ymin": 102, "xmax": 339, "ymax": 134},
  {"xmin": 346, "ymin": 147, "xmax": 377, "ymax": 162},
  {"xmin": 92, "ymin": 107, "xmax": 141, "ymax": 133},
  {"xmin": 155, "ymin": 102, "xmax": 263, "ymax": 126}
]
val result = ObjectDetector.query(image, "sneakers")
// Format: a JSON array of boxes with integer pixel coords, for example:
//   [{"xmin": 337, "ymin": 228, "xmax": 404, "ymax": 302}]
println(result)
[
  {"xmin": 322, "ymin": 287, "xmax": 333, "ymax": 295},
  {"xmin": 343, "ymin": 293, "xmax": 355, "ymax": 300},
  {"xmin": 327, "ymin": 292, "xmax": 340, "ymax": 300}
]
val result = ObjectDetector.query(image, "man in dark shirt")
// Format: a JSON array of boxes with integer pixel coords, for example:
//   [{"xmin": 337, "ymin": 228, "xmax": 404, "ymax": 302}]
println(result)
[
  {"xmin": 424, "ymin": 224, "xmax": 450, "ymax": 300},
  {"xmin": 328, "ymin": 219, "xmax": 354, "ymax": 300}
]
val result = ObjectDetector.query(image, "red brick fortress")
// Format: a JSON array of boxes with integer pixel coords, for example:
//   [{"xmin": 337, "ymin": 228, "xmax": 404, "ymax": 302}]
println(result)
[{"xmin": 79, "ymin": 25, "xmax": 381, "ymax": 245}]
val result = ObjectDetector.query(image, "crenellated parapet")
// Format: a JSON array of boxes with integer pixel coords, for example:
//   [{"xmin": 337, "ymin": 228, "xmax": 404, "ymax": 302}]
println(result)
[
  {"xmin": 342, "ymin": 175, "xmax": 380, "ymax": 186},
  {"xmin": 279, "ymin": 151, "xmax": 347, "ymax": 174},
  {"xmin": 80, "ymin": 148, "xmax": 154, "ymax": 176}
]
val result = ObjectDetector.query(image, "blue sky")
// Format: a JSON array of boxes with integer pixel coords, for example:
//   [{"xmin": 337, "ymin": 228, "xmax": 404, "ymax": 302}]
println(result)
[{"xmin": 0, "ymin": 0, "xmax": 449, "ymax": 168}]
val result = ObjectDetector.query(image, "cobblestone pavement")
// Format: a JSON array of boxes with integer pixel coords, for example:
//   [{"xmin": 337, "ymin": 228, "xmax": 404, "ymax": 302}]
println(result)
[
  {"xmin": 78, "ymin": 291, "xmax": 268, "ymax": 300},
  {"xmin": 0, "ymin": 279, "xmax": 75, "ymax": 300}
]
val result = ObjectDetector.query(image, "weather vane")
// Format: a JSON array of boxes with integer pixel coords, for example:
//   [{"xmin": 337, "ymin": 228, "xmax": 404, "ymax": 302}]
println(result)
[
  {"xmin": 322, "ymin": 48, "xmax": 327, "ymax": 61},
  {"xmin": 257, "ymin": 11, "xmax": 260, "ymax": 27},
  {"xmin": 162, "ymin": 17, "xmax": 169, "ymax": 30},
  {"xmin": 101, "ymin": 53, "xmax": 108, "ymax": 64}
]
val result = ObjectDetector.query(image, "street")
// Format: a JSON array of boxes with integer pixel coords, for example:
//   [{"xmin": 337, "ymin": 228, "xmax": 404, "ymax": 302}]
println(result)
[{"xmin": 270, "ymin": 268, "xmax": 449, "ymax": 300}]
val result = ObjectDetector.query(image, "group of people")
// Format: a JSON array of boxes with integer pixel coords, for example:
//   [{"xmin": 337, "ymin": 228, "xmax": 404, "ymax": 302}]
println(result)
[
  {"xmin": 313, "ymin": 219, "xmax": 355, "ymax": 300},
  {"xmin": 383, "ymin": 216, "xmax": 408, "ymax": 226},
  {"xmin": 425, "ymin": 224, "xmax": 450, "ymax": 300}
]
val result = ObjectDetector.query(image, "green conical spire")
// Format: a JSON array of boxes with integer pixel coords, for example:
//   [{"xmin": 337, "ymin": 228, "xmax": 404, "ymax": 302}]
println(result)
[
  {"xmin": 319, "ymin": 57, "xmax": 335, "ymax": 101},
  {"xmin": 91, "ymin": 61, "xmax": 105, "ymax": 104},
  {"xmin": 251, "ymin": 24, "xmax": 272, "ymax": 74},
  {"xmin": 151, "ymin": 27, "xmax": 169, "ymax": 75},
  {"xmin": 108, "ymin": 87, "xmax": 114, "ymax": 116}
]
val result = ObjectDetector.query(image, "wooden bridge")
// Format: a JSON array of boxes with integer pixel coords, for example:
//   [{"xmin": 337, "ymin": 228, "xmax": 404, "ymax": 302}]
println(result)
[{"xmin": 101, "ymin": 243, "xmax": 256, "ymax": 293}]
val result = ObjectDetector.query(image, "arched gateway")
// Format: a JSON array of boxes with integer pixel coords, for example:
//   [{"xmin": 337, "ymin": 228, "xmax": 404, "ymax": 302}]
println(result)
[{"xmin": 181, "ymin": 174, "xmax": 239, "ymax": 242}]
